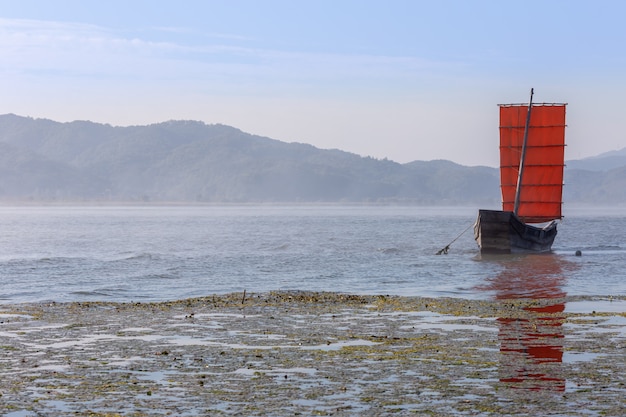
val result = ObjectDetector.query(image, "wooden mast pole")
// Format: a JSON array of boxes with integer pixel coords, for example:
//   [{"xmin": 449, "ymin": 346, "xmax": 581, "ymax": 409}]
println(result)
[{"xmin": 513, "ymin": 88, "xmax": 534, "ymax": 216}]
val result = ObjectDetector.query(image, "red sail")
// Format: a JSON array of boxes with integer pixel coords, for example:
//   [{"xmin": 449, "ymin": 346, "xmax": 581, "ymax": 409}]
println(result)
[{"xmin": 499, "ymin": 103, "xmax": 566, "ymax": 223}]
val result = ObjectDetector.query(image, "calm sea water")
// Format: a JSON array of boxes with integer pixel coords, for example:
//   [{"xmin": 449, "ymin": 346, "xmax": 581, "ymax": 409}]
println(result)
[{"xmin": 0, "ymin": 205, "xmax": 624, "ymax": 304}]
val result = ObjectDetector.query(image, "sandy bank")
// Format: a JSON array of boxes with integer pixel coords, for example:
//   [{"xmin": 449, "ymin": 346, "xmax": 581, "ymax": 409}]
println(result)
[{"xmin": 1, "ymin": 292, "xmax": 624, "ymax": 416}]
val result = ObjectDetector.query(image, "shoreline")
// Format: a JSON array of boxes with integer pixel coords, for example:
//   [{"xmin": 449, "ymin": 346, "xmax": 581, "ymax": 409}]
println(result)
[{"xmin": 1, "ymin": 292, "xmax": 624, "ymax": 416}]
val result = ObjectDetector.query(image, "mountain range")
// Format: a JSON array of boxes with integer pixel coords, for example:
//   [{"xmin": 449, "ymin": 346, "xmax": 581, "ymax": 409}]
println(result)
[{"xmin": 1, "ymin": 113, "xmax": 624, "ymax": 204}]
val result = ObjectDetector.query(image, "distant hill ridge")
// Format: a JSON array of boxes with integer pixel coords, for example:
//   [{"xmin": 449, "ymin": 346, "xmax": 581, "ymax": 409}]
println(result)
[{"xmin": 0, "ymin": 114, "xmax": 624, "ymax": 204}]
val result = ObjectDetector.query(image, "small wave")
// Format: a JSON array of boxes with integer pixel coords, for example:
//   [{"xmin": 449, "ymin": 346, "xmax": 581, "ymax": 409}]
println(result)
[
  {"xmin": 555, "ymin": 245, "xmax": 624, "ymax": 256},
  {"xmin": 113, "ymin": 253, "xmax": 162, "ymax": 262},
  {"xmin": 591, "ymin": 245, "xmax": 623, "ymax": 252},
  {"xmin": 133, "ymin": 273, "xmax": 177, "ymax": 281},
  {"xmin": 70, "ymin": 290, "xmax": 117, "ymax": 297},
  {"xmin": 0, "ymin": 256, "xmax": 93, "ymax": 269},
  {"xmin": 271, "ymin": 243, "xmax": 290, "ymax": 251},
  {"xmin": 38, "ymin": 256, "xmax": 86, "ymax": 264},
  {"xmin": 378, "ymin": 247, "xmax": 401, "ymax": 255},
  {"xmin": 582, "ymin": 244, "xmax": 622, "ymax": 251},
  {"xmin": 71, "ymin": 287, "xmax": 133, "ymax": 298}
]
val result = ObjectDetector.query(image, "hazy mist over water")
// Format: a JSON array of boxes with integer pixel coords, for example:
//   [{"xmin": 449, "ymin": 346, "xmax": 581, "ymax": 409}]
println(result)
[{"xmin": 0, "ymin": 205, "xmax": 624, "ymax": 304}]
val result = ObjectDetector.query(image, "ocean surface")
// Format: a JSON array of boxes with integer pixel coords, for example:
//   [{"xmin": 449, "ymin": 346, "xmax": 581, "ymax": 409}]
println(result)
[{"xmin": 1, "ymin": 205, "xmax": 625, "ymax": 304}]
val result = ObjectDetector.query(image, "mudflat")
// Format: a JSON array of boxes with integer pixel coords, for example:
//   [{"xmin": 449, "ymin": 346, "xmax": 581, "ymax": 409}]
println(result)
[{"xmin": 1, "ymin": 292, "xmax": 624, "ymax": 416}]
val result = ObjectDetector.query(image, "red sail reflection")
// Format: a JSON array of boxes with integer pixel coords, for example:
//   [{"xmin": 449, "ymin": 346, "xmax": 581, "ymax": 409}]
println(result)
[{"xmin": 478, "ymin": 254, "xmax": 567, "ymax": 392}]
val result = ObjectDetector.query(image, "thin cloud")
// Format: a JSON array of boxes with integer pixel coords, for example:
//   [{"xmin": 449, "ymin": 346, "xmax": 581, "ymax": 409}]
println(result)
[
  {"xmin": 150, "ymin": 25, "xmax": 255, "ymax": 42},
  {"xmin": 1, "ymin": 17, "xmax": 461, "ymax": 89}
]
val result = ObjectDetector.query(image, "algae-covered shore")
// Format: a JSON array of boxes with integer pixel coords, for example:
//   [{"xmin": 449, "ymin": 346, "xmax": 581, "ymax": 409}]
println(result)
[{"xmin": 1, "ymin": 292, "xmax": 624, "ymax": 416}]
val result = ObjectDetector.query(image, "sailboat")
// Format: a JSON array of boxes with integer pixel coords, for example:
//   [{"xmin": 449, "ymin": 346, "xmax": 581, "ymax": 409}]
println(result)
[{"xmin": 474, "ymin": 89, "xmax": 567, "ymax": 254}]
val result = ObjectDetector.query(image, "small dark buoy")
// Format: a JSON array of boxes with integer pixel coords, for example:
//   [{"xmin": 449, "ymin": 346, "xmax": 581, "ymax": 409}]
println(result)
[{"xmin": 575, "ymin": 250, "xmax": 582, "ymax": 256}]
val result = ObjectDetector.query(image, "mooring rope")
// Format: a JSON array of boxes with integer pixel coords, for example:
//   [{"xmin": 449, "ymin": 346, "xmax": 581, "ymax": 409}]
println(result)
[{"xmin": 435, "ymin": 222, "xmax": 474, "ymax": 255}]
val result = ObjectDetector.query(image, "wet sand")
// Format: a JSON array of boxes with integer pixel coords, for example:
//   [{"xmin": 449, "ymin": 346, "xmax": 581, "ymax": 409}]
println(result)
[{"xmin": 1, "ymin": 292, "xmax": 624, "ymax": 416}]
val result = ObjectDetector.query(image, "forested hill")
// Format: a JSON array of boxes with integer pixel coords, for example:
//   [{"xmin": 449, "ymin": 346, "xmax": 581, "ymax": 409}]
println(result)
[{"xmin": 0, "ymin": 114, "xmax": 624, "ymax": 204}]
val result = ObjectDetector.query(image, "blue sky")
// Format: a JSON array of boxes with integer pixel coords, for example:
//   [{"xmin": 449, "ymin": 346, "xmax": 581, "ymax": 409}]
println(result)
[{"xmin": 1, "ymin": 0, "xmax": 625, "ymax": 166}]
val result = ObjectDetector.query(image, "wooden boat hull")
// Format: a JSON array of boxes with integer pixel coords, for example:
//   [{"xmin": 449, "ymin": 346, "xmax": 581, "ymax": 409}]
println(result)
[{"xmin": 474, "ymin": 209, "xmax": 557, "ymax": 254}]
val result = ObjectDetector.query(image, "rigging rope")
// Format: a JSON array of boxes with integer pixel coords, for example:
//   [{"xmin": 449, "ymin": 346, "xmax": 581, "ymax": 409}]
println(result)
[{"xmin": 435, "ymin": 222, "xmax": 474, "ymax": 255}]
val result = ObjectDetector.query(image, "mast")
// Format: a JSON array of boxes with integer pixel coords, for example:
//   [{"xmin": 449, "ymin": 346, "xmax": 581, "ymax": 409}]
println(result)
[{"xmin": 513, "ymin": 88, "xmax": 534, "ymax": 216}]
